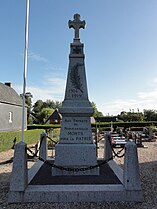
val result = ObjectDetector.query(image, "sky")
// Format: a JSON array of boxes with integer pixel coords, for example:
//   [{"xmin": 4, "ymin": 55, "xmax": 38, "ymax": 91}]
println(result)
[{"xmin": 0, "ymin": 0, "xmax": 157, "ymax": 116}]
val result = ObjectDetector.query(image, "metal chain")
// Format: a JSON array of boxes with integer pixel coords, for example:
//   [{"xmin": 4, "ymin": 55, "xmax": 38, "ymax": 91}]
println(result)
[
  {"xmin": 26, "ymin": 135, "xmax": 44, "ymax": 158},
  {"xmin": 26, "ymin": 133, "xmax": 125, "ymax": 172},
  {"xmin": 38, "ymin": 155, "xmax": 114, "ymax": 172},
  {"xmin": 46, "ymin": 135, "xmax": 57, "ymax": 144},
  {"xmin": 26, "ymin": 133, "xmax": 57, "ymax": 158},
  {"xmin": 106, "ymin": 134, "xmax": 125, "ymax": 158}
]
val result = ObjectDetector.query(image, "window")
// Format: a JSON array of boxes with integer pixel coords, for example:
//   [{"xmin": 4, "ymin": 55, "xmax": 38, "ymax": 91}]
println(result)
[{"xmin": 9, "ymin": 112, "xmax": 13, "ymax": 123}]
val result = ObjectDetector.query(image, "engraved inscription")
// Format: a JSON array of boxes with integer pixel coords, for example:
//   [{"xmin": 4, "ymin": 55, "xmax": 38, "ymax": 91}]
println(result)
[
  {"xmin": 68, "ymin": 88, "xmax": 82, "ymax": 98},
  {"xmin": 60, "ymin": 117, "xmax": 92, "ymax": 143}
]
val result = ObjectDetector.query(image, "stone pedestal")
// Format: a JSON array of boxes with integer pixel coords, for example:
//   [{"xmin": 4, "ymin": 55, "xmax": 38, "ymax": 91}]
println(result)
[
  {"xmin": 123, "ymin": 141, "xmax": 142, "ymax": 190},
  {"xmin": 53, "ymin": 15, "xmax": 99, "ymax": 176},
  {"xmin": 9, "ymin": 141, "xmax": 28, "ymax": 192},
  {"xmin": 53, "ymin": 144, "xmax": 98, "ymax": 175}
]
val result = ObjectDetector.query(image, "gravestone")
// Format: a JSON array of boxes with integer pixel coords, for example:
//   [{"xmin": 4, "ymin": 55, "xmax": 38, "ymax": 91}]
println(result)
[{"xmin": 52, "ymin": 14, "xmax": 99, "ymax": 175}]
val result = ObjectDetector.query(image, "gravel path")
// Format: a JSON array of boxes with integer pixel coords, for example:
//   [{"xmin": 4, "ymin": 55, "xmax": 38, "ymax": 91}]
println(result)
[{"xmin": 0, "ymin": 141, "xmax": 157, "ymax": 209}]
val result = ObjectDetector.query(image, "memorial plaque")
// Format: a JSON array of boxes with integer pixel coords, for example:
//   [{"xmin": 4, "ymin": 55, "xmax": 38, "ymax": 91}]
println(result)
[{"xmin": 60, "ymin": 117, "xmax": 93, "ymax": 144}]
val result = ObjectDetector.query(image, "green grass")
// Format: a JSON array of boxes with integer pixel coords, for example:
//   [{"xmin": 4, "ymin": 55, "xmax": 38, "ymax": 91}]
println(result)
[{"xmin": 0, "ymin": 129, "xmax": 45, "ymax": 152}]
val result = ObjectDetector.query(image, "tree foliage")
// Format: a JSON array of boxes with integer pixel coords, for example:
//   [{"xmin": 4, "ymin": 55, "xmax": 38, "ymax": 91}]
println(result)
[
  {"xmin": 37, "ymin": 108, "xmax": 54, "ymax": 124},
  {"xmin": 118, "ymin": 109, "xmax": 157, "ymax": 122},
  {"xmin": 32, "ymin": 99, "xmax": 62, "ymax": 124},
  {"xmin": 91, "ymin": 102, "xmax": 104, "ymax": 117},
  {"xmin": 118, "ymin": 111, "xmax": 145, "ymax": 122},
  {"xmin": 143, "ymin": 109, "xmax": 157, "ymax": 121},
  {"xmin": 23, "ymin": 92, "xmax": 33, "ymax": 124},
  {"xmin": 33, "ymin": 100, "xmax": 44, "ymax": 114}
]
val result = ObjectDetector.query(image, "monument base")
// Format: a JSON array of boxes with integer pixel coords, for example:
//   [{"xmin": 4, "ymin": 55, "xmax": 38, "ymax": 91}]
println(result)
[
  {"xmin": 8, "ymin": 159, "xmax": 143, "ymax": 203},
  {"xmin": 52, "ymin": 143, "xmax": 99, "ymax": 176}
]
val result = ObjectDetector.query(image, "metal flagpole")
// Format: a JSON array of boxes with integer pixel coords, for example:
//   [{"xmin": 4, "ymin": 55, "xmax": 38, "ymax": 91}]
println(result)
[{"xmin": 21, "ymin": 0, "xmax": 30, "ymax": 142}]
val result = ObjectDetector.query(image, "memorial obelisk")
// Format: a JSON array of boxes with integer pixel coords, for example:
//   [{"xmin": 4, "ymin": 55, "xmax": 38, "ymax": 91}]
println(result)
[{"xmin": 53, "ymin": 14, "xmax": 99, "ymax": 175}]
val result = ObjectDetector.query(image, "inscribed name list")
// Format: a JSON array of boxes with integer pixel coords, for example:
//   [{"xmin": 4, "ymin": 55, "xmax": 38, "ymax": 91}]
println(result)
[{"xmin": 60, "ymin": 117, "xmax": 93, "ymax": 144}]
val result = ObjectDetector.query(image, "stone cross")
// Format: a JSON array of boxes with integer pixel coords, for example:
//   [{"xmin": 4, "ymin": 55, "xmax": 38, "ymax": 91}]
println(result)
[{"xmin": 68, "ymin": 13, "xmax": 85, "ymax": 40}]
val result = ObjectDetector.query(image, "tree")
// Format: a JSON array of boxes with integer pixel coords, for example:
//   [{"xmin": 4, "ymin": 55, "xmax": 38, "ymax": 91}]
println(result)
[
  {"xmin": 91, "ymin": 102, "xmax": 103, "ymax": 117},
  {"xmin": 42, "ymin": 99, "xmax": 62, "ymax": 109},
  {"xmin": 143, "ymin": 109, "xmax": 157, "ymax": 121},
  {"xmin": 33, "ymin": 100, "xmax": 44, "ymax": 113},
  {"xmin": 32, "ymin": 99, "xmax": 62, "ymax": 124},
  {"xmin": 37, "ymin": 108, "xmax": 54, "ymax": 124},
  {"xmin": 20, "ymin": 92, "xmax": 33, "ymax": 124},
  {"xmin": 55, "ymin": 101, "xmax": 62, "ymax": 109},
  {"xmin": 118, "ymin": 111, "xmax": 144, "ymax": 122}
]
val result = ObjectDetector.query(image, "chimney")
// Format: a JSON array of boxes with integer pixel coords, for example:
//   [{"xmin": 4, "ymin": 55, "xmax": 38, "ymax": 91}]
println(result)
[{"xmin": 5, "ymin": 82, "xmax": 12, "ymax": 87}]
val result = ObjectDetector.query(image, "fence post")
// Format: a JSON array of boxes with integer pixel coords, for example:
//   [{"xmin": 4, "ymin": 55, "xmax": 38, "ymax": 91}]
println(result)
[
  {"xmin": 123, "ymin": 141, "xmax": 141, "ymax": 190},
  {"xmin": 104, "ymin": 133, "xmax": 113, "ymax": 160},
  {"xmin": 39, "ymin": 132, "xmax": 47, "ymax": 161}
]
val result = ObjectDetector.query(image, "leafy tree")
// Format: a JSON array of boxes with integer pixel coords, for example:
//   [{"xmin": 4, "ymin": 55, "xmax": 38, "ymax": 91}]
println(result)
[
  {"xmin": 39, "ymin": 99, "xmax": 62, "ymax": 110},
  {"xmin": 20, "ymin": 92, "xmax": 33, "ymax": 124},
  {"xmin": 91, "ymin": 102, "xmax": 104, "ymax": 117},
  {"xmin": 55, "ymin": 101, "xmax": 62, "ymax": 109},
  {"xmin": 37, "ymin": 108, "xmax": 54, "ymax": 124},
  {"xmin": 32, "ymin": 99, "xmax": 62, "ymax": 124},
  {"xmin": 143, "ymin": 109, "xmax": 157, "ymax": 121},
  {"xmin": 42, "ymin": 100, "xmax": 55, "ymax": 109},
  {"xmin": 118, "ymin": 111, "xmax": 144, "ymax": 122},
  {"xmin": 33, "ymin": 100, "xmax": 44, "ymax": 114}
]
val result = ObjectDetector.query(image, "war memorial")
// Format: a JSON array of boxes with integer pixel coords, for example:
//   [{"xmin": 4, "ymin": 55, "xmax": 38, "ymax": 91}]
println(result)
[{"xmin": 8, "ymin": 14, "xmax": 143, "ymax": 203}]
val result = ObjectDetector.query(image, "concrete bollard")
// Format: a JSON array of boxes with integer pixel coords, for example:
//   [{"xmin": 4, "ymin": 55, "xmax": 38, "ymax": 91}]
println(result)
[
  {"xmin": 123, "ymin": 141, "xmax": 141, "ymax": 190},
  {"xmin": 104, "ymin": 133, "xmax": 113, "ymax": 160},
  {"xmin": 39, "ymin": 132, "xmax": 47, "ymax": 161},
  {"xmin": 10, "ymin": 141, "xmax": 28, "ymax": 191}
]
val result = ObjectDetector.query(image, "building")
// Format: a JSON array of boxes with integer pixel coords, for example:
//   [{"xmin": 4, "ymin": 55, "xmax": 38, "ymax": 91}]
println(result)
[
  {"xmin": 45, "ymin": 109, "xmax": 62, "ymax": 124},
  {"xmin": 0, "ymin": 82, "xmax": 27, "ymax": 132}
]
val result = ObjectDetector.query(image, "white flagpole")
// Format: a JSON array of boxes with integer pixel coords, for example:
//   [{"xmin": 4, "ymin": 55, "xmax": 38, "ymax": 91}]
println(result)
[{"xmin": 22, "ymin": 0, "xmax": 30, "ymax": 142}]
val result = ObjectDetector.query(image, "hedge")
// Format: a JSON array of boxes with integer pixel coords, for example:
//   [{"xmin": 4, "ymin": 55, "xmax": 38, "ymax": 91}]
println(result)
[
  {"xmin": 27, "ymin": 124, "xmax": 61, "ymax": 130},
  {"xmin": 28, "ymin": 122, "xmax": 157, "ymax": 131},
  {"xmin": 92, "ymin": 121, "xmax": 157, "ymax": 129}
]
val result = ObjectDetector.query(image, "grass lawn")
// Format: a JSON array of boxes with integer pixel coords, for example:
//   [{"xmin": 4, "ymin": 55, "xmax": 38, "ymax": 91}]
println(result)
[{"xmin": 0, "ymin": 129, "xmax": 45, "ymax": 152}]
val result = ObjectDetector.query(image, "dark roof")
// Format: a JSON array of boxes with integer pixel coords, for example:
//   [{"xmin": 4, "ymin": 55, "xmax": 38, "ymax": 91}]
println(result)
[
  {"xmin": 45, "ymin": 109, "xmax": 62, "ymax": 124},
  {"xmin": 0, "ymin": 83, "xmax": 23, "ymax": 106}
]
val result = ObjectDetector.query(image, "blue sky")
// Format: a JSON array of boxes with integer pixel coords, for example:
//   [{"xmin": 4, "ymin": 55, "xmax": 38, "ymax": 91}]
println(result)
[{"xmin": 1, "ymin": 0, "xmax": 157, "ymax": 115}]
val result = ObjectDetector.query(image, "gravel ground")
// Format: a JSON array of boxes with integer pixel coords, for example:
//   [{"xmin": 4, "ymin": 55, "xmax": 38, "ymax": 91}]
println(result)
[{"xmin": 0, "ymin": 140, "xmax": 157, "ymax": 209}]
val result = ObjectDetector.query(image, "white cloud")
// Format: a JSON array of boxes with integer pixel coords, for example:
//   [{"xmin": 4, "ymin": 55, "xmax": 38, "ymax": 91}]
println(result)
[
  {"xmin": 13, "ymin": 73, "xmax": 66, "ymax": 103},
  {"xmin": 138, "ymin": 90, "xmax": 157, "ymax": 99},
  {"xmin": 98, "ymin": 76, "xmax": 157, "ymax": 115},
  {"xmin": 13, "ymin": 73, "xmax": 157, "ymax": 116},
  {"xmin": 151, "ymin": 77, "xmax": 157, "ymax": 85},
  {"xmin": 99, "ymin": 90, "xmax": 157, "ymax": 116},
  {"xmin": 15, "ymin": 50, "xmax": 67, "ymax": 103},
  {"xmin": 28, "ymin": 51, "xmax": 48, "ymax": 63}
]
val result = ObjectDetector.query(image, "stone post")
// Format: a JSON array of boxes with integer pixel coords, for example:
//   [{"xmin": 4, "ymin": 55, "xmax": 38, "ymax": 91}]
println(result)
[
  {"xmin": 39, "ymin": 132, "xmax": 47, "ymax": 161},
  {"xmin": 123, "ymin": 141, "xmax": 141, "ymax": 190},
  {"xmin": 104, "ymin": 133, "xmax": 113, "ymax": 160},
  {"xmin": 149, "ymin": 128, "xmax": 153, "ymax": 140},
  {"xmin": 10, "ymin": 141, "xmax": 28, "ymax": 191}
]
